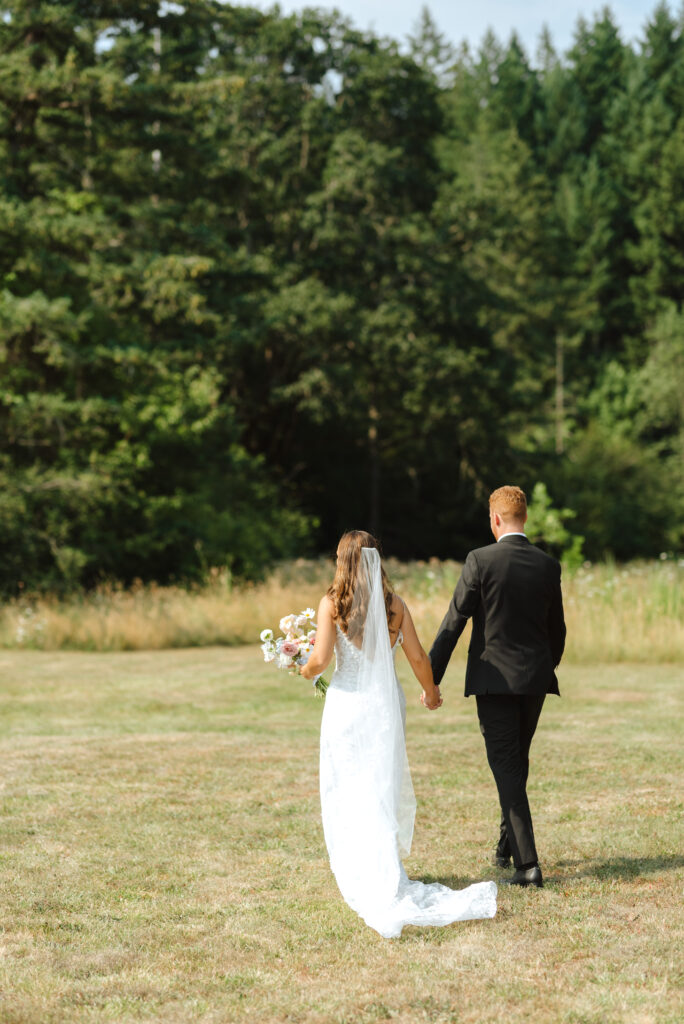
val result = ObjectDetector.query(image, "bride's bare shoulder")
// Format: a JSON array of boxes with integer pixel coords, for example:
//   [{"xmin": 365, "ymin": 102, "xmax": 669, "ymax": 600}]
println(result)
[{"xmin": 391, "ymin": 593, "xmax": 406, "ymax": 623}]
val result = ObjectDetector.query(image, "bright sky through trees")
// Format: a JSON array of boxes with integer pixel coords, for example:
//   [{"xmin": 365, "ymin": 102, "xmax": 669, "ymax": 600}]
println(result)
[{"xmin": 233, "ymin": 1, "xmax": 669, "ymax": 60}]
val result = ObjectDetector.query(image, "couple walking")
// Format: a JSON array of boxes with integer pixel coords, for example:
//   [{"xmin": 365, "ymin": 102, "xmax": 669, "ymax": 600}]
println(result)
[{"xmin": 300, "ymin": 485, "xmax": 566, "ymax": 938}]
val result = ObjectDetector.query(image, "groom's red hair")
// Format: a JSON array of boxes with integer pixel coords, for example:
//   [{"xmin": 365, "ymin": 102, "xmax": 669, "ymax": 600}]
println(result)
[{"xmin": 489, "ymin": 485, "xmax": 527, "ymax": 521}]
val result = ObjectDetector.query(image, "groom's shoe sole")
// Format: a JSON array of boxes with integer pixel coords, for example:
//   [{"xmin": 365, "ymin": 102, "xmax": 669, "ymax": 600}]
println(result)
[{"xmin": 502, "ymin": 866, "xmax": 543, "ymax": 888}]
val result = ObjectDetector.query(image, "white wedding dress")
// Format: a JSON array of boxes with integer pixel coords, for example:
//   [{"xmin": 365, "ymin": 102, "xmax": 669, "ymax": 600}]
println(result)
[{"xmin": 319, "ymin": 548, "xmax": 497, "ymax": 938}]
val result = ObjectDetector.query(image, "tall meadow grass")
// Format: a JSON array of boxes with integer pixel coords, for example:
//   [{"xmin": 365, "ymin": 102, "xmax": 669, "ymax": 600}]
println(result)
[{"xmin": 1, "ymin": 558, "xmax": 682, "ymax": 663}]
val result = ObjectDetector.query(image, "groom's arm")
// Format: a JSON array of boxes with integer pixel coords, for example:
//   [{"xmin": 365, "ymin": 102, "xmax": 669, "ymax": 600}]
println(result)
[
  {"xmin": 429, "ymin": 551, "xmax": 481, "ymax": 687},
  {"xmin": 548, "ymin": 563, "xmax": 566, "ymax": 667}
]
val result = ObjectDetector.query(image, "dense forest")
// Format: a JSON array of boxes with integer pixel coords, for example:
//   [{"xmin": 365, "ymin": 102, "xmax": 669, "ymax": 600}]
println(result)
[{"xmin": 1, "ymin": 0, "xmax": 683, "ymax": 593}]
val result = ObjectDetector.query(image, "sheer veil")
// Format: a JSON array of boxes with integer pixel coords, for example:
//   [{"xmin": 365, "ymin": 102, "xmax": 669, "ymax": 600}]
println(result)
[
  {"xmin": 350, "ymin": 547, "xmax": 416, "ymax": 856},
  {"xmin": 319, "ymin": 546, "xmax": 497, "ymax": 938}
]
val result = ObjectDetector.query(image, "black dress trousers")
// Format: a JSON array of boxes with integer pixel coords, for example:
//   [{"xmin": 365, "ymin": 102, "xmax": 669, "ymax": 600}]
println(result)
[{"xmin": 476, "ymin": 693, "xmax": 546, "ymax": 869}]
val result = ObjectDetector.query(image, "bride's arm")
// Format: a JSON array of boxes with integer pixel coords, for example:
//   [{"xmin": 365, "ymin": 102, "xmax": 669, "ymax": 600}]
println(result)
[
  {"xmin": 300, "ymin": 595, "xmax": 335, "ymax": 679},
  {"xmin": 396, "ymin": 598, "xmax": 442, "ymax": 709}
]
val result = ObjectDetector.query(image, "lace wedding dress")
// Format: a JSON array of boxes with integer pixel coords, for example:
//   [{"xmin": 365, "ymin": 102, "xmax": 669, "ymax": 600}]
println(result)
[{"xmin": 319, "ymin": 548, "xmax": 497, "ymax": 938}]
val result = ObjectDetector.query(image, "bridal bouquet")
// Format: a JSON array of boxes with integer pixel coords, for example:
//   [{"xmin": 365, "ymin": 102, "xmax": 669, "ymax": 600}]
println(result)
[{"xmin": 260, "ymin": 608, "xmax": 328, "ymax": 697}]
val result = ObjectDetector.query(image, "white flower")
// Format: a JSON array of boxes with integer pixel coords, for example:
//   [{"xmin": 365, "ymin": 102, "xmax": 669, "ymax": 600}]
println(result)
[
  {"xmin": 279, "ymin": 614, "xmax": 296, "ymax": 634},
  {"xmin": 261, "ymin": 643, "xmax": 275, "ymax": 663},
  {"xmin": 307, "ymin": 629, "xmax": 317, "ymax": 640},
  {"xmin": 277, "ymin": 653, "xmax": 293, "ymax": 669},
  {"xmin": 260, "ymin": 628, "xmax": 273, "ymax": 642},
  {"xmin": 302, "ymin": 608, "xmax": 316, "ymax": 619},
  {"xmin": 295, "ymin": 615, "xmax": 309, "ymax": 631}
]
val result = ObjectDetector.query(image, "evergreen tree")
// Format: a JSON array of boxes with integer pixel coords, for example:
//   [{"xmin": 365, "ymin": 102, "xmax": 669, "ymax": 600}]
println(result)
[
  {"xmin": 0, "ymin": 0, "xmax": 311, "ymax": 592},
  {"xmin": 408, "ymin": 5, "xmax": 456, "ymax": 86},
  {"xmin": 0, "ymin": 0, "xmax": 682, "ymax": 588}
]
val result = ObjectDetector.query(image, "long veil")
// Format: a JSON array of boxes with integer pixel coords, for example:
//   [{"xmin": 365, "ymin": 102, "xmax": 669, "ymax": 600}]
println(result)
[
  {"xmin": 320, "ymin": 548, "xmax": 415, "ymax": 910},
  {"xmin": 348, "ymin": 547, "xmax": 416, "ymax": 856},
  {"xmin": 319, "ymin": 547, "xmax": 497, "ymax": 938}
]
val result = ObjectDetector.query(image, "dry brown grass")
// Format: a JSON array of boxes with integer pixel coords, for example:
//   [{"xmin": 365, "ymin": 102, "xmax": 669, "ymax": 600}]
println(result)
[
  {"xmin": 1, "ymin": 558, "xmax": 683, "ymax": 663},
  {"xmin": 0, "ymin": 647, "xmax": 681, "ymax": 1023}
]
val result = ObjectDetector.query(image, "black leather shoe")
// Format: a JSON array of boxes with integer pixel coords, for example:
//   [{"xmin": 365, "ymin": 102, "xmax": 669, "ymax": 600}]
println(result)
[
  {"xmin": 493, "ymin": 853, "xmax": 512, "ymax": 868},
  {"xmin": 502, "ymin": 865, "xmax": 543, "ymax": 888}
]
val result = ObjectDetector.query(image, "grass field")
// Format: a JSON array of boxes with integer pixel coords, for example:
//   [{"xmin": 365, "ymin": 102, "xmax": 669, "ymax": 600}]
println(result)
[{"xmin": 0, "ymin": 646, "xmax": 682, "ymax": 1023}]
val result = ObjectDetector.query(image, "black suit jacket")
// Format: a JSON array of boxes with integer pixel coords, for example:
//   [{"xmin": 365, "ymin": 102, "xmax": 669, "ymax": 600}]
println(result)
[{"xmin": 429, "ymin": 535, "xmax": 566, "ymax": 696}]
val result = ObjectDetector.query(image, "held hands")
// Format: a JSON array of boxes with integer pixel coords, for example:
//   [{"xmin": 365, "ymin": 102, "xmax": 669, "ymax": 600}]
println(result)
[{"xmin": 420, "ymin": 685, "xmax": 443, "ymax": 711}]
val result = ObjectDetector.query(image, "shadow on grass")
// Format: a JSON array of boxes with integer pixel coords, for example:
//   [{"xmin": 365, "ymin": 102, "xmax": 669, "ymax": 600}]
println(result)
[
  {"xmin": 416, "ymin": 854, "xmax": 684, "ymax": 890},
  {"xmin": 553, "ymin": 853, "xmax": 684, "ymax": 880},
  {"xmin": 415, "ymin": 873, "xmax": 493, "ymax": 888}
]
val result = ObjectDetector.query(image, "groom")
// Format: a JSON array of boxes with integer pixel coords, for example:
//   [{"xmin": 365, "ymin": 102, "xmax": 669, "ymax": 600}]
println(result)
[{"xmin": 429, "ymin": 485, "xmax": 566, "ymax": 888}]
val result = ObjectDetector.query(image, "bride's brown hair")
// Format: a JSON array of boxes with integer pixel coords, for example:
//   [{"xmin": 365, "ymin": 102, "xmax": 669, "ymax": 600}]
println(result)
[{"xmin": 327, "ymin": 530, "xmax": 396, "ymax": 639}]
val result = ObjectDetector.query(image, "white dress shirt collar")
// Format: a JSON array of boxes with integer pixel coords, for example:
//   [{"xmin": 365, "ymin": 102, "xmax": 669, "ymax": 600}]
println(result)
[{"xmin": 497, "ymin": 531, "xmax": 527, "ymax": 542}]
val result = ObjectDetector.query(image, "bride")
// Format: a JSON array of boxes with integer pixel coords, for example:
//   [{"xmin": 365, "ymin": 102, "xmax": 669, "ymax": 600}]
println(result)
[{"xmin": 300, "ymin": 530, "xmax": 497, "ymax": 938}]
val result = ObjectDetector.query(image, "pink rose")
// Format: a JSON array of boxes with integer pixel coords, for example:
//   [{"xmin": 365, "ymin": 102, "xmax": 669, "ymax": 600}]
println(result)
[{"xmin": 281, "ymin": 640, "xmax": 299, "ymax": 657}]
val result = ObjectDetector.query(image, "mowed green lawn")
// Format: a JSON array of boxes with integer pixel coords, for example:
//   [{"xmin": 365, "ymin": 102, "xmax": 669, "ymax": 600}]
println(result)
[{"xmin": 0, "ymin": 648, "xmax": 681, "ymax": 1024}]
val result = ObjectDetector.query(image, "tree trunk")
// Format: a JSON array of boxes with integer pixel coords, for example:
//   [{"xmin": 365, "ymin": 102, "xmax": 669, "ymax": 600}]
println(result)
[
  {"xmin": 369, "ymin": 404, "xmax": 380, "ymax": 535},
  {"xmin": 555, "ymin": 334, "xmax": 564, "ymax": 455}
]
